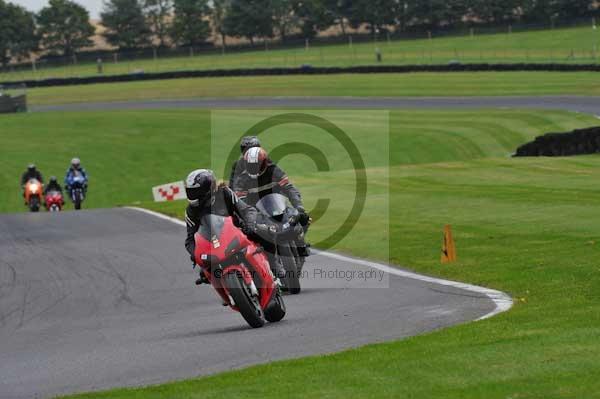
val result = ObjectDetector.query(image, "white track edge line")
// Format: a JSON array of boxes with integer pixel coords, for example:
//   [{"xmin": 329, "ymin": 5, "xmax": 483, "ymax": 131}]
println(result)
[
  {"xmin": 311, "ymin": 249, "xmax": 512, "ymax": 320},
  {"xmin": 126, "ymin": 206, "xmax": 513, "ymax": 321}
]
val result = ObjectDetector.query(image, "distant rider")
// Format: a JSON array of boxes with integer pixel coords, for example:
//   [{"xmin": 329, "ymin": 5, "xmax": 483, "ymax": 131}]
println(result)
[
  {"xmin": 64, "ymin": 157, "xmax": 88, "ymax": 196},
  {"xmin": 233, "ymin": 147, "xmax": 311, "ymax": 258},
  {"xmin": 229, "ymin": 135, "xmax": 261, "ymax": 188},
  {"xmin": 21, "ymin": 164, "xmax": 44, "ymax": 187},
  {"xmin": 184, "ymin": 169, "xmax": 286, "ymax": 284},
  {"xmin": 44, "ymin": 176, "xmax": 63, "ymax": 195},
  {"xmin": 21, "ymin": 164, "xmax": 44, "ymax": 199}
]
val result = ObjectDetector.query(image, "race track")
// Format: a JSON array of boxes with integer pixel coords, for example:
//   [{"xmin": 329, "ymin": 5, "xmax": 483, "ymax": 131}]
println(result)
[
  {"xmin": 0, "ymin": 208, "xmax": 501, "ymax": 398},
  {"xmin": 32, "ymin": 95, "xmax": 600, "ymax": 114}
]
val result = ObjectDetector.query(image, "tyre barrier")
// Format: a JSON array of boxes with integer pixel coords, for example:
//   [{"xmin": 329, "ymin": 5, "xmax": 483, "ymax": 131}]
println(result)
[
  {"xmin": 514, "ymin": 126, "xmax": 600, "ymax": 157},
  {"xmin": 4, "ymin": 63, "xmax": 600, "ymax": 89},
  {"xmin": 0, "ymin": 94, "xmax": 27, "ymax": 113}
]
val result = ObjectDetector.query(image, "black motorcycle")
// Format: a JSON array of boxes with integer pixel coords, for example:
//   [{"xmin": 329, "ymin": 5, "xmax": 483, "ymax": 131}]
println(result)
[{"xmin": 255, "ymin": 193, "xmax": 308, "ymax": 294}]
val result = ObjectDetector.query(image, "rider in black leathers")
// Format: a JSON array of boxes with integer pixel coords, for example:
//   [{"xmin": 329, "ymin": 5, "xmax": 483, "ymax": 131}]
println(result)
[
  {"xmin": 21, "ymin": 164, "xmax": 44, "ymax": 187},
  {"xmin": 184, "ymin": 169, "xmax": 286, "ymax": 283},
  {"xmin": 44, "ymin": 176, "xmax": 63, "ymax": 195},
  {"xmin": 233, "ymin": 147, "xmax": 310, "ymax": 258},
  {"xmin": 21, "ymin": 164, "xmax": 44, "ymax": 199}
]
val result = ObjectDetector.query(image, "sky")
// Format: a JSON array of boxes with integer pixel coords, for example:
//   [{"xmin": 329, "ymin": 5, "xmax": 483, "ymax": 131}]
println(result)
[{"xmin": 17, "ymin": 0, "xmax": 103, "ymax": 18}]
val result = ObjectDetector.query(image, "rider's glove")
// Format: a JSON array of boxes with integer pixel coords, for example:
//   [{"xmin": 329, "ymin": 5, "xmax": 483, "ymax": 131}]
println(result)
[
  {"xmin": 241, "ymin": 220, "xmax": 257, "ymax": 236},
  {"xmin": 256, "ymin": 223, "xmax": 278, "ymax": 236},
  {"xmin": 296, "ymin": 206, "xmax": 310, "ymax": 225}
]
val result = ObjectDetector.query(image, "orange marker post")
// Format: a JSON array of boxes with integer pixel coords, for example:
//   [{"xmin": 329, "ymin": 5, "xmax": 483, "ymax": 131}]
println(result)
[{"xmin": 441, "ymin": 224, "xmax": 457, "ymax": 263}]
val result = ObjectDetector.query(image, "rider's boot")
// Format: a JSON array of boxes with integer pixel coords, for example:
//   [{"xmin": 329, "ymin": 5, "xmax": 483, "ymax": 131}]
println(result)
[
  {"xmin": 195, "ymin": 272, "xmax": 210, "ymax": 285},
  {"xmin": 296, "ymin": 242, "xmax": 311, "ymax": 258},
  {"xmin": 295, "ymin": 231, "xmax": 311, "ymax": 261}
]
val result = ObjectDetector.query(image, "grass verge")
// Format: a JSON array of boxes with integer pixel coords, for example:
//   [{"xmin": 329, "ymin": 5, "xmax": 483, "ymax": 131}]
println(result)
[{"xmin": 25, "ymin": 72, "xmax": 600, "ymax": 106}]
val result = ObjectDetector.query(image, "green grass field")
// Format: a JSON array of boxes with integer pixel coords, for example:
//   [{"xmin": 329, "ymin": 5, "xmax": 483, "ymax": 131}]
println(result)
[
  {"xmin": 3, "ymin": 25, "xmax": 600, "ymax": 83},
  {"xmin": 2, "ymin": 108, "xmax": 600, "ymax": 397},
  {"xmin": 24, "ymin": 72, "xmax": 600, "ymax": 106}
]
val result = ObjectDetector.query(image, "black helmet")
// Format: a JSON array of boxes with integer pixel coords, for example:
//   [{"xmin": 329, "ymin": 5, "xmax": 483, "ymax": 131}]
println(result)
[
  {"xmin": 50, "ymin": 176, "xmax": 57, "ymax": 183},
  {"xmin": 185, "ymin": 169, "xmax": 216, "ymax": 207},
  {"xmin": 27, "ymin": 164, "xmax": 36, "ymax": 172},
  {"xmin": 240, "ymin": 136, "xmax": 261, "ymax": 154}
]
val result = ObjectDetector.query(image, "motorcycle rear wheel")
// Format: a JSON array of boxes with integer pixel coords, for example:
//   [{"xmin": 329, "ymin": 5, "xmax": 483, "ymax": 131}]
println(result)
[{"xmin": 224, "ymin": 272, "xmax": 265, "ymax": 328}]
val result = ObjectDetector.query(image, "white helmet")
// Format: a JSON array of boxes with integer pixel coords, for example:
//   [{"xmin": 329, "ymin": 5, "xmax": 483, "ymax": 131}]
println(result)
[
  {"xmin": 244, "ymin": 147, "xmax": 268, "ymax": 179},
  {"xmin": 71, "ymin": 157, "xmax": 81, "ymax": 169}
]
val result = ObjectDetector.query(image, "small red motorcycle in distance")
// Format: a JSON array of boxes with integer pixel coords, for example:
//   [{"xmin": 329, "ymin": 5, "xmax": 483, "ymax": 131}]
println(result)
[
  {"xmin": 194, "ymin": 215, "xmax": 286, "ymax": 328},
  {"xmin": 44, "ymin": 190, "xmax": 64, "ymax": 212}
]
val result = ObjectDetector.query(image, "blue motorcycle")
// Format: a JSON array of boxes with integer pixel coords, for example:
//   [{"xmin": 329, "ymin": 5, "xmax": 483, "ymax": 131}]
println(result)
[{"xmin": 66, "ymin": 174, "xmax": 87, "ymax": 210}]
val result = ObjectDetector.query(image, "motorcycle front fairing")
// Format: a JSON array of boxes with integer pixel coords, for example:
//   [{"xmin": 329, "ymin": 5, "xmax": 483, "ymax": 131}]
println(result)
[
  {"xmin": 256, "ymin": 193, "xmax": 289, "ymax": 219},
  {"xmin": 68, "ymin": 175, "xmax": 86, "ymax": 196},
  {"xmin": 71, "ymin": 175, "xmax": 86, "ymax": 186},
  {"xmin": 193, "ymin": 215, "xmax": 275, "ymax": 309},
  {"xmin": 25, "ymin": 179, "xmax": 43, "ymax": 202},
  {"xmin": 256, "ymin": 193, "xmax": 302, "ymax": 241},
  {"xmin": 45, "ymin": 190, "xmax": 64, "ymax": 210}
]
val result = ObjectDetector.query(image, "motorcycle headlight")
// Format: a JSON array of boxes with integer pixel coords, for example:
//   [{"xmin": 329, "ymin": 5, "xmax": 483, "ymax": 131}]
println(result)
[{"xmin": 30, "ymin": 184, "xmax": 38, "ymax": 193}]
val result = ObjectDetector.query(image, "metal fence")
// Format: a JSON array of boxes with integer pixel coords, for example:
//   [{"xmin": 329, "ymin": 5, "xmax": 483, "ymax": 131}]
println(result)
[{"xmin": 2, "ymin": 16, "xmax": 599, "ymax": 82}]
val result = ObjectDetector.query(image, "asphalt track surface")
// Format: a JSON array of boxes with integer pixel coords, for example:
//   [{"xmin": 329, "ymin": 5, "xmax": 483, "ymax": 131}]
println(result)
[
  {"xmin": 32, "ymin": 96, "xmax": 600, "ymax": 114},
  {"xmin": 0, "ymin": 208, "xmax": 500, "ymax": 398}
]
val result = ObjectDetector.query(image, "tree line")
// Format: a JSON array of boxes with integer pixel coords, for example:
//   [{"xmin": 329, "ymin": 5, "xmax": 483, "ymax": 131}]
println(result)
[{"xmin": 1, "ymin": 0, "xmax": 598, "ymax": 66}]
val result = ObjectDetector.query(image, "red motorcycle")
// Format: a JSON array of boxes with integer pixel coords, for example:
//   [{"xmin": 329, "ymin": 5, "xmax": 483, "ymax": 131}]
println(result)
[
  {"xmin": 194, "ymin": 215, "xmax": 286, "ymax": 328},
  {"xmin": 44, "ymin": 190, "xmax": 64, "ymax": 212}
]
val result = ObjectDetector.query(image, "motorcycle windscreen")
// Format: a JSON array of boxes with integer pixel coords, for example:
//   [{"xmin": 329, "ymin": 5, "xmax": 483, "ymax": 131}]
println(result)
[
  {"xmin": 256, "ymin": 193, "xmax": 289, "ymax": 218},
  {"xmin": 71, "ymin": 176, "xmax": 85, "ymax": 186},
  {"xmin": 198, "ymin": 214, "xmax": 226, "ymax": 242}
]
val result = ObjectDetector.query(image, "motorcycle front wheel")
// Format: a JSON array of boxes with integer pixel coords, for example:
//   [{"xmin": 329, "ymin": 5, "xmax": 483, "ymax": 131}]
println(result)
[
  {"xmin": 73, "ymin": 191, "xmax": 82, "ymax": 210},
  {"xmin": 224, "ymin": 272, "xmax": 265, "ymax": 328},
  {"xmin": 29, "ymin": 197, "xmax": 40, "ymax": 212},
  {"xmin": 279, "ymin": 244, "xmax": 301, "ymax": 295}
]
